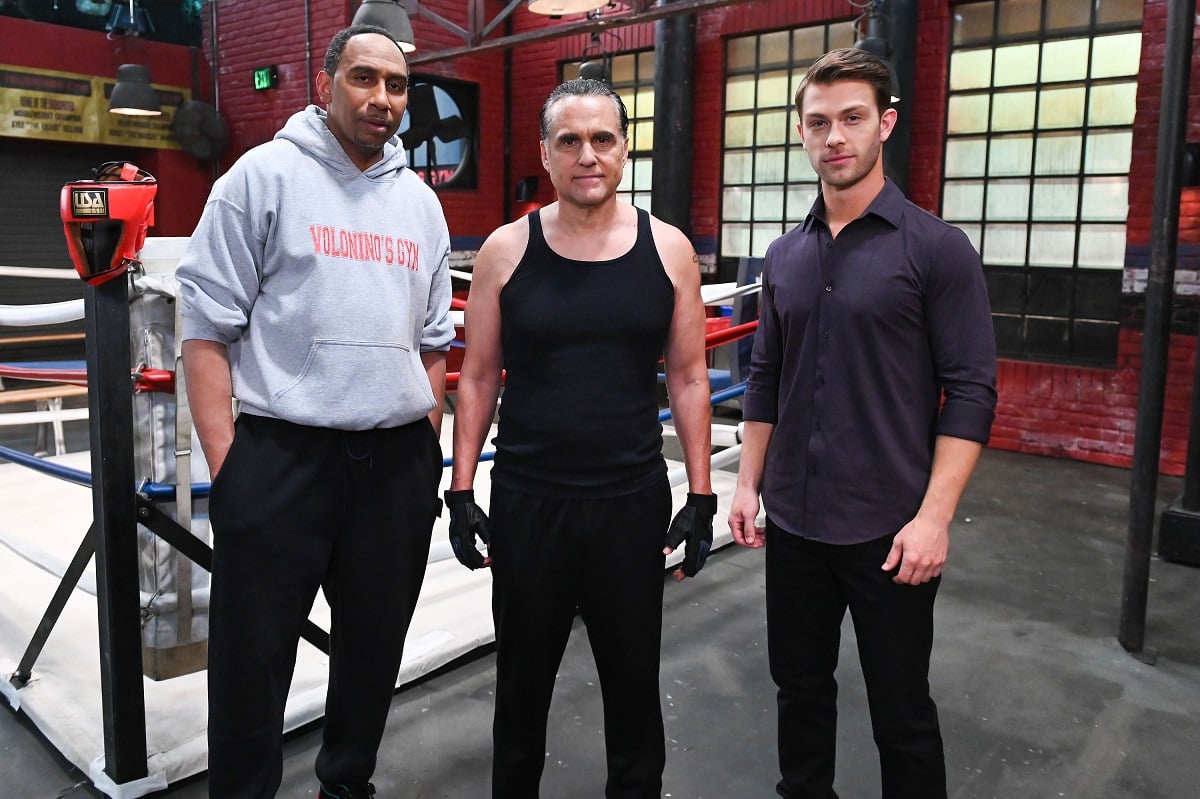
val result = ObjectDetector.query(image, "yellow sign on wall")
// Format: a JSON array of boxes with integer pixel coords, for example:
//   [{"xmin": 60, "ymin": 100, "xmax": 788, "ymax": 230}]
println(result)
[{"xmin": 0, "ymin": 64, "xmax": 188, "ymax": 149}]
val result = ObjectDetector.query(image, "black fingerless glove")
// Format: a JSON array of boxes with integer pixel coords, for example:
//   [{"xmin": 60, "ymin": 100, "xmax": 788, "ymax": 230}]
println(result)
[
  {"xmin": 444, "ymin": 489, "xmax": 491, "ymax": 570},
  {"xmin": 665, "ymin": 492, "xmax": 717, "ymax": 578}
]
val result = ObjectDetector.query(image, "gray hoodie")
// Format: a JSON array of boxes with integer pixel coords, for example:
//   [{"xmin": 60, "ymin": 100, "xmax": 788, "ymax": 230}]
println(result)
[{"xmin": 176, "ymin": 105, "xmax": 454, "ymax": 430}]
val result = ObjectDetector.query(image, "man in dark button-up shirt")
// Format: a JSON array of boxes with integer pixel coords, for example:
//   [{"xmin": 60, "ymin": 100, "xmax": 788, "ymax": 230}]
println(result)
[{"xmin": 728, "ymin": 48, "xmax": 996, "ymax": 799}]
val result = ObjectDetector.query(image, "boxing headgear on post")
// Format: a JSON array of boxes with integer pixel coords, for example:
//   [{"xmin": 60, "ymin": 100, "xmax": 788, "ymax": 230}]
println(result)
[{"xmin": 60, "ymin": 161, "xmax": 157, "ymax": 286}]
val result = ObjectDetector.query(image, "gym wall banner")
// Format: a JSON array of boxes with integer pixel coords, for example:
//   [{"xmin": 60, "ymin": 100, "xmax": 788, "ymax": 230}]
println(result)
[{"xmin": 0, "ymin": 64, "xmax": 188, "ymax": 149}]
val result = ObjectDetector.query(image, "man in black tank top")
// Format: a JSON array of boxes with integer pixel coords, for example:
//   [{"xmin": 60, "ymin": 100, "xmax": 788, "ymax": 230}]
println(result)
[{"xmin": 447, "ymin": 79, "xmax": 718, "ymax": 799}]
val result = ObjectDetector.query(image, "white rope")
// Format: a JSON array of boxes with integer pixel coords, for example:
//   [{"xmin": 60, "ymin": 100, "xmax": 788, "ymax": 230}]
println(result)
[
  {"xmin": 0, "ymin": 265, "xmax": 78, "ymax": 280},
  {"xmin": 0, "ymin": 300, "xmax": 87, "ymax": 327},
  {"xmin": 0, "ymin": 407, "xmax": 89, "ymax": 427},
  {"xmin": 449, "ymin": 268, "xmax": 473, "ymax": 282},
  {"xmin": 701, "ymin": 280, "xmax": 761, "ymax": 306},
  {"xmin": 662, "ymin": 422, "xmax": 741, "ymax": 449}
]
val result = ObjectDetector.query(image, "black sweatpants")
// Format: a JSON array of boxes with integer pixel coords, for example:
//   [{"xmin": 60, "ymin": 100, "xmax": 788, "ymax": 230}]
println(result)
[
  {"xmin": 488, "ymin": 479, "xmax": 673, "ymax": 799},
  {"xmin": 765, "ymin": 520, "xmax": 946, "ymax": 799},
  {"xmin": 206, "ymin": 413, "xmax": 442, "ymax": 799}
]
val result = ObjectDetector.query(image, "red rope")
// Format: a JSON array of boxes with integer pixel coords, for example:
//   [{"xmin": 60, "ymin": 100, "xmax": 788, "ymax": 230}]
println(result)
[
  {"xmin": 704, "ymin": 320, "xmax": 758, "ymax": 350},
  {"xmin": 0, "ymin": 365, "xmax": 175, "ymax": 392},
  {"xmin": 0, "ymin": 365, "xmax": 88, "ymax": 386}
]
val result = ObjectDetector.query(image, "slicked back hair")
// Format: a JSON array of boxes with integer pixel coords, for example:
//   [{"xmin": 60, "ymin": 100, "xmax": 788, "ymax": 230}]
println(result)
[
  {"xmin": 323, "ymin": 24, "xmax": 405, "ymax": 76},
  {"xmin": 539, "ymin": 78, "xmax": 629, "ymax": 141},
  {"xmin": 794, "ymin": 47, "xmax": 891, "ymax": 118}
]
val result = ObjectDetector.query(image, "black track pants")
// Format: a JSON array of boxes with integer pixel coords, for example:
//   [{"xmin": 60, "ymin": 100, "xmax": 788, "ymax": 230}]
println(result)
[
  {"xmin": 489, "ymin": 480, "xmax": 673, "ymax": 799},
  {"xmin": 205, "ymin": 413, "xmax": 442, "ymax": 799}
]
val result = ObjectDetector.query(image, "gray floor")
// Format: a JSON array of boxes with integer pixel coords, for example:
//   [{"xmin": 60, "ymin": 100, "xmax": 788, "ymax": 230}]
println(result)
[{"xmin": 4, "ymin": 447, "xmax": 1200, "ymax": 798}]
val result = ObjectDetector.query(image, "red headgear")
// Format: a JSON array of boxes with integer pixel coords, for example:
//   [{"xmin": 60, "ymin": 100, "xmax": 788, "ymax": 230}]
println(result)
[{"xmin": 60, "ymin": 161, "xmax": 157, "ymax": 286}]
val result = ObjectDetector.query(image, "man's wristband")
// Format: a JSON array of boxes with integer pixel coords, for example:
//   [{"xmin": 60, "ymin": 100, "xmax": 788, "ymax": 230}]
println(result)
[
  {"xmin": 686, "ymin": 492, "xmax": 718, "ymax": 514},
  {"xmin": 445, "ymin": 489, "xmax": 475, "ymax": 505}
]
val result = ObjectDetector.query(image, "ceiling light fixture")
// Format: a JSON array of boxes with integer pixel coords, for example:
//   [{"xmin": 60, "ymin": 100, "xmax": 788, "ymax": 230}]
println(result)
[
  {"xmin": 527, "ymin": 0, "xmax": 609, "ymax": 16},
  {"xmin": 353, "ymin": 0, "xmax": 417, "ymax": 52}
]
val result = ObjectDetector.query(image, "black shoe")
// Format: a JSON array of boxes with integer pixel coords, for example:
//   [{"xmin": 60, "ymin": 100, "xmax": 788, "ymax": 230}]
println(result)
[{"xmin": 318, "ymin": 783, "xmax": 376, "ymax": 799}]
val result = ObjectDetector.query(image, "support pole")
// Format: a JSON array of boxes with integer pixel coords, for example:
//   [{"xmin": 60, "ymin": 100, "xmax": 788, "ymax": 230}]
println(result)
[
  {"xmin": 10, "ymin": 525, "xmax": 96, "ymax": 687},
  {"xmin": 883, "ymin": 0, "xmax": 917, "ymax": 193},
  {"xmin": 1119, "ymin": 0, "xmax": 1196, "ymax": 655},
  {"xmin": 650, "ymin": 0, "xmax": 696, "ymax": 236},
  {"xmin": 85, "ymin": 274, "xmax": 149, "ymax": 783}
]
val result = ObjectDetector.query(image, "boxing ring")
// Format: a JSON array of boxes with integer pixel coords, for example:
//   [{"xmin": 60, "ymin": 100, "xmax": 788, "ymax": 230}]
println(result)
[{"xmin": 0, "ymin": 239, "xmax": 759, "ymax": 797}]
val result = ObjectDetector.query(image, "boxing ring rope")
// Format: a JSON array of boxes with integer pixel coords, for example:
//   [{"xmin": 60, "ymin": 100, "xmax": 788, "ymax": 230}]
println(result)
[
  {"xmin": 0, "ymin": 300, "xmax": 86, "ymax": 327},
  {"xmin": 0, "ymin": 265, "xmax": 81, "ymax": 280}
]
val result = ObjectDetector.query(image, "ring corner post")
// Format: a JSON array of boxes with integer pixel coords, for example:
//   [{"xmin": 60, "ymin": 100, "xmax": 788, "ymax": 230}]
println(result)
[{"xmin": 84, "ymin": 274, "xmax": 149, "ymax": 785}]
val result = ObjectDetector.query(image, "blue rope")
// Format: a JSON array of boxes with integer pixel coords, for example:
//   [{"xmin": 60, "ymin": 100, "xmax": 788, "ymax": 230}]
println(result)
[{"xmin": 0, "ymin": 443, "xmax": 92, "ymax": 488}]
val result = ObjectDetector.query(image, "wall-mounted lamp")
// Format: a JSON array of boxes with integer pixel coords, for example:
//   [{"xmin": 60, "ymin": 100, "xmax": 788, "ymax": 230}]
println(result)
[
  {"xmin": 515, "ymin": 176, "xmax": 539, "ymax": 203},
  {"xmin": 353, "ymin": 0, "xmax": 417, "ymax": 52},
  {"xmin": 578, "ymin": 28, "xmax": 619, "ymax": 84},
  {"xmin": 109, "ymin": 63, "xmax": 161, "ymax": 116},
  {"xmin": 578, "ymin": 61, "xmax": 609, "ymax": 82},
  {"xmin": 527, "ymin": 0, "xmax": 608, "ymax": 16}
]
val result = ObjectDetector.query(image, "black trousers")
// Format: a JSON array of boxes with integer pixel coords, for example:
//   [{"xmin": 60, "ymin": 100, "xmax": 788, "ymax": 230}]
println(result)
[
  {"xmin": 488, "ymin": 480, "xmax": 673, "ymax": 799},
  {"xmin": 206, "ymin": 413, "xmax": 442, "ymax": 799},
  {"xmin": 765, "ymin": 520, "xmax": 946, "ymax": 799}
]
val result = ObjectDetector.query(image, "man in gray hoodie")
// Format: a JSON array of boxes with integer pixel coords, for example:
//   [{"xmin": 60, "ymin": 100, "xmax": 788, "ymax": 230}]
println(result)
[{"xmin": 176, "ymin": 25, "xmax": 453, "ymax": 799}]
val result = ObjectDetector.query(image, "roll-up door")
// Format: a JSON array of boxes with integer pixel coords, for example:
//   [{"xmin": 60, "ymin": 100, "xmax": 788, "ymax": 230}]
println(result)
[{"xmin": 0, "ymin": 138, "xmax": 132, "ymax": 362}]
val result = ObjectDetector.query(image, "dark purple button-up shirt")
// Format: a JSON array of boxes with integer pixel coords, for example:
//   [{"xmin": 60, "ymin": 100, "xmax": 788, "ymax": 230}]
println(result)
[{"xmin": 743, "ymin": 179, "xmax": 997, "ymax": 545}]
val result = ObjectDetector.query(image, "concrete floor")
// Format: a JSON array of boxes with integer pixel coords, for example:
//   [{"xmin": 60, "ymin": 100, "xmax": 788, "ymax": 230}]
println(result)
[{"xmin": 4, "ymin": 447, "xmax": 1200, "ymax": 798}]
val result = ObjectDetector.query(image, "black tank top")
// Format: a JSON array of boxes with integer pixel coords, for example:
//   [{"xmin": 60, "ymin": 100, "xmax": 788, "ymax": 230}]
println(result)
[{"xmin": 492, "ymin": 207, "xmax": 675, "ymax": 497}]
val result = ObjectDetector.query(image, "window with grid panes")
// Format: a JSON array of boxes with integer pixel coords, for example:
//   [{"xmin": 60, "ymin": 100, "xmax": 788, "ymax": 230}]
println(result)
[
  {"xmin": 945, "ymin": 0, "xmax": 1141, "ymax": 366},
  {"xmin": 720, "ymin": 22, "xmax": 856, "ymax": 260},
  {"xmin": 561, "ymin": 52, "xmax": 656, "ymax": 210}
]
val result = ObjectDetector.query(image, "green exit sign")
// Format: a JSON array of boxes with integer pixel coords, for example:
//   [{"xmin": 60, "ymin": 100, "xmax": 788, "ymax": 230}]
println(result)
[{"xmin": 253, "ymin": 66, "xmax": 279, "ymax": 91}]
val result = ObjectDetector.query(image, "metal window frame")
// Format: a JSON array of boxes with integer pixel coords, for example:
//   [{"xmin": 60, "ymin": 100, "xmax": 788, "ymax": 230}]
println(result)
[
  {"xmin": 944, "ymin": 0, "xmax": 1141, "ymax": 366},
  {"xmin": 718, "ymin": 21, "xmax": 854, "ymax": 260}
]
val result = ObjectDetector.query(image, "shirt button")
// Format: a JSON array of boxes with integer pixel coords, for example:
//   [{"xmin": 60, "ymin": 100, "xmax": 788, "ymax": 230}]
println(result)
[
  {"xmin": 825, "ymin": 285, "xmax": 832, "ymax": 292},
  {"xmin": 817, "ymin": 375, "xmax": 825, "ymax": 385},
  {"xmin": 814, "ymin": 420, "xmax": 821, "ymax": 430},
  {"xmin": 822, "ymin": 330, "xmax": 830, "ymax": 339}
]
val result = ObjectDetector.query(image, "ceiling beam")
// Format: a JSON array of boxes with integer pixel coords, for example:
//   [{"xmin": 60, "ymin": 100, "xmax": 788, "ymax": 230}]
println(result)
[{"xmin": 408, "ymin": 0, "xmax": 757, "ymax": 66}]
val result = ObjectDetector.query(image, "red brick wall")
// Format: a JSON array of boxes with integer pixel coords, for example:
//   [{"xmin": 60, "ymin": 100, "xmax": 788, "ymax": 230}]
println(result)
[{"xmin": 991, "ymin": 330, "xmax": 1193, "ymax": 473}]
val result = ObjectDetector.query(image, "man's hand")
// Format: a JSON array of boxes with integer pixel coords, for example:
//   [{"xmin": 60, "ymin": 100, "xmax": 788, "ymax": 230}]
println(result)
[
  {"xmin": 664, "ymin": 492, "xmax": 717, "ymax": 580},
  {"xmin": 444, "ymin": 489, "xmax": 491, "ymax": 570},
  {"xmin": 881, "ymin": 514, "xmax": 948, "ymax": 585},
  {"xmin": 728, "ymin": 485, "xmax": 766, "ymax": 549}
]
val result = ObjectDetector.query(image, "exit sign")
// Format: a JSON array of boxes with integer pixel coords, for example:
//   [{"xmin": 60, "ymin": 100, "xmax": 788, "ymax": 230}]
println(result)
[{"xmin": 253, "ymin": 65, "xmax": 279, "ymax": 91}]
